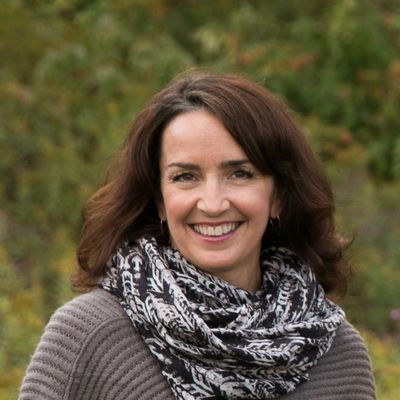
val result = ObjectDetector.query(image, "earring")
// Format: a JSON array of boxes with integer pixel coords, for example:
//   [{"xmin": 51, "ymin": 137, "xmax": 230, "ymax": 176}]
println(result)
[
  {"xmin": 269, "ymin": 215, "xmax": 281, "ymax": 230},
  {"xmin": 160, "ymin": 218, "xmax": 167, "ymax": 236}
]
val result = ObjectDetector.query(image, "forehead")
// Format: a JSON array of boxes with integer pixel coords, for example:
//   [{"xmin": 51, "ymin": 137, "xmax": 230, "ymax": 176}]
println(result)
[{"xmin": 160, "ymin": 110, "xmax": 247, "ymax": 165}]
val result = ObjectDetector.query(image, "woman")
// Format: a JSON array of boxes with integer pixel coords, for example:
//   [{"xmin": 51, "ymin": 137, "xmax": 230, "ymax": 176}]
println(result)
[{"xmin": 19, "ymin": 73, "xmax": 375, "ymax": 399}]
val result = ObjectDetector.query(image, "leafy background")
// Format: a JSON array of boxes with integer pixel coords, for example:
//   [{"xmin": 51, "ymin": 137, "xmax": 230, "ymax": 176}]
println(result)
[{"xmin": 1, "ymin": 0, "xmax": 399, "ymax": 398}]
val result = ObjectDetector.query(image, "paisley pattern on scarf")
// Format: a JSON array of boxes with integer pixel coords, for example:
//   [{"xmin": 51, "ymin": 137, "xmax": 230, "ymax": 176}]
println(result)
[{"xmin": 100, "ymin": 237, "xmax": 345, "ymax": 399}]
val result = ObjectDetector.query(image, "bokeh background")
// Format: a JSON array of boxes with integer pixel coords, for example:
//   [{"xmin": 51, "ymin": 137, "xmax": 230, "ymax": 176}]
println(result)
[{"xmin": 1, "ymin": 0, "xmax": 399, "ymax": 398}]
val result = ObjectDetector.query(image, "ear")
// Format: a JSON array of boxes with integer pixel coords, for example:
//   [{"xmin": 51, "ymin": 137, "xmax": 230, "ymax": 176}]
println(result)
[
  {"xmin": 270, "ymin": 188, "xmax": 282, "ymax": 219},
  {"xmin": 158, "ymin": 206, "xmax": 166, "ymax": 221},
  {"xmin": 155, "ymin": 193, "xmax": 166, "ymax": 221}
]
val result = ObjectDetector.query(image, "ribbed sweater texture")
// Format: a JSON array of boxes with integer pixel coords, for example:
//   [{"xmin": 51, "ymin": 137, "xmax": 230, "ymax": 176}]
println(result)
[{"xmin": 19, "ymin": 288, "xmax": 376, "ymax": 399}]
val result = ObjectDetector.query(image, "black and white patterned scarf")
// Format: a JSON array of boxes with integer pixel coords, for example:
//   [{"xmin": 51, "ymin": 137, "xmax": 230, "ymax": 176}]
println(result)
[{"xmin": 100, "ymin": 237, "xmax": 345, "ymax": 399}]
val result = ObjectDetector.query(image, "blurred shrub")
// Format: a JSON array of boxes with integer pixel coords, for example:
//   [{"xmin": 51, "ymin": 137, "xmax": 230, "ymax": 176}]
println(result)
[
  {"xmin": 0, "ymin": 248, "xmax": 43, "ymax": 399},
  {"xmin": 362, "ymin": 330, "xmax": 400, "ymax": 400},
  {"xmin": 303, "ymin": 115, "xmax": 400, "ymax": 334}
]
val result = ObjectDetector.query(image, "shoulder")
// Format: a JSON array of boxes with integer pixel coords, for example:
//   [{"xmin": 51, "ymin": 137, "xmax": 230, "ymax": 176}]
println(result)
[
  {"xmin": 33, "ymin": 288, "xmax": 135, "ymax": 361},
  {"xmin": 47, "ymin": 287, "xmax": 130, "ymax": 332},
  {"xmin": 330, "ymin": 319, "xmax": 373, "ymax": 358},
  {"xmin": 19, "ymin": 289, "xmax": 174, "ymax": 400},
  {"xmin": 283, "ymin": 320, "xmax": 376, "ymax": 399},
  {"xmin": 325, "ymin": 319, "xmax": 375, "ymax": 380}
]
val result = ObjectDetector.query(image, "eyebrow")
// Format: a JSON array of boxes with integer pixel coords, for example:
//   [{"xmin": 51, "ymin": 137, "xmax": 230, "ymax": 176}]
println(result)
[
  {"xmin": 221, "ymin": 159, "xmax": 250, "ymax": 168},
  {"xmin": 166, "ymin": 159, "xmax": 250, "ymax": 170}
]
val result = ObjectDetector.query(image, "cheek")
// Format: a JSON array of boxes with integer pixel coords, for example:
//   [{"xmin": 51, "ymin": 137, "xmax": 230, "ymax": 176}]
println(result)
[
  {"xmin": 243, "ymin": 187, "xmax": 274, "ymax": 214},
  {"xmin": 161, "ymin": 188, "xmax": 192, "ymax": 219}
]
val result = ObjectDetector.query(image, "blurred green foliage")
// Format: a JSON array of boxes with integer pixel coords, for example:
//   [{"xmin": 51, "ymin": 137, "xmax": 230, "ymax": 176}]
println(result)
[
  {"xmin": 1, "ymin": 0, "xmax": 399, "ymax": 398},
  {"xmin": 362, "ymin": 330, "xmax": 400, "ymax": 400}
]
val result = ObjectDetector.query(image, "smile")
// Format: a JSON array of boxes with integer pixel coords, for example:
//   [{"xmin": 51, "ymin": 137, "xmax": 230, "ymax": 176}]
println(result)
[{"xmin": 191, "ymin": 223, "xmax": 240, "ymax": 237}]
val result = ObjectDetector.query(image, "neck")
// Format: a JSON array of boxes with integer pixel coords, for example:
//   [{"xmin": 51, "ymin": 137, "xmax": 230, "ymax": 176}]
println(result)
[{"xmin": 212, "ymin": 266, "xmax": 262, "ymax": 293}]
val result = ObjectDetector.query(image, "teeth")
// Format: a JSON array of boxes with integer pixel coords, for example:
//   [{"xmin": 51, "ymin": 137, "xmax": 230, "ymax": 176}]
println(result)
[{"xmin": 193, "ymin": 223, "xmax": 239, "ymax": 237}]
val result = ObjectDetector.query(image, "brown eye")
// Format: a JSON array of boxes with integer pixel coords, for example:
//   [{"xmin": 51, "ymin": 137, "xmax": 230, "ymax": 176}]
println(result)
[
  {"xmin": 231, "ymin": 169, "xmax": 254, "ymax": 179},
  {"xmin": 171, "ymin": 172, "xmax": 196, "ymax": 182}
]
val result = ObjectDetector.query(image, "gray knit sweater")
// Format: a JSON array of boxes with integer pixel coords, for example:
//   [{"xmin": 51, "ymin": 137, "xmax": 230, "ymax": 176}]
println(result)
[{"xmin": 19, "ymin": 289, "xmax": 375, "ymax": 399}]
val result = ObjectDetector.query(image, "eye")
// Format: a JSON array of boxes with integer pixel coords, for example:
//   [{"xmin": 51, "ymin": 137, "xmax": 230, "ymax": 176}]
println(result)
[
  {"xmin": 170, "ymin": 172, "xmax": 197, "ymax": 182},
  {"xmin": 231, "ymin": 169, "xmax": 254, "ymax": 179}
]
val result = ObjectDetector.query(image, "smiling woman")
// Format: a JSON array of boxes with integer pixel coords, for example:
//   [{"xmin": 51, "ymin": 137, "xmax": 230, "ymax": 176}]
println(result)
[{"xmin": 19, "ymin": 73, "xmax": 375, "ymax": 400}]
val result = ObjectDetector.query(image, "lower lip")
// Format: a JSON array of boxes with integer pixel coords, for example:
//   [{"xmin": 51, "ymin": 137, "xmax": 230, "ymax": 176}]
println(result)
[{"xmin": 189, "ymin": 224, "xmax": 240, "ymax": 242}]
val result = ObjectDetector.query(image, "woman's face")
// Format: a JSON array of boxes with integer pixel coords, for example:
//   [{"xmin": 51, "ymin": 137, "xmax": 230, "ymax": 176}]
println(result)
[{"xmin": 158, "ymin": 110, "xmax": 280, "ymax": 291}]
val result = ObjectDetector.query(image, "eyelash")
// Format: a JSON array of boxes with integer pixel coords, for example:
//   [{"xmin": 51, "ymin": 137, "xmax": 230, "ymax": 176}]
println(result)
[
  {"xmin": 231, "ymin": 169, "xmax": 254, "ymax": 179},
  {"xmin": 170, "ymin": 172, "xmax": 196, "ymax": 182},
  {"xmin": 170, "ymin": 169, "xmax": 254, "ymax": 183}
]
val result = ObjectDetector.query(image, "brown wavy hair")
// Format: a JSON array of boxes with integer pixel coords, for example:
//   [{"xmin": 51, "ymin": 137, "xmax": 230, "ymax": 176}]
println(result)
[{"xmin": 73, "ymin": 72, "xmax": 351, "ymax": 298}]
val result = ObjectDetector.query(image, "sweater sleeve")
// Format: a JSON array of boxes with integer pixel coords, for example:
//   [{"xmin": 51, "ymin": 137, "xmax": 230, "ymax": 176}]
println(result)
[{"xmin": 18, "ymin": 289, "xmax": 175, "ymax": 400}]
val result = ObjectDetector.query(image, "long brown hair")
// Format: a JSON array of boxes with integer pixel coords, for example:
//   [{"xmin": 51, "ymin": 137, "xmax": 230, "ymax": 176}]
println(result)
[{"xmin": 74, "ymin": 72, "xmax": 351, "ymax": 298}]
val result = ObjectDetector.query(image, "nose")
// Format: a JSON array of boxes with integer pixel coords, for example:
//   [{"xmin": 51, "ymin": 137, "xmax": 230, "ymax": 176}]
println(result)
[{"xmin": 197, "ymin": 180, "xmax": 230, "ymax": 216}]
